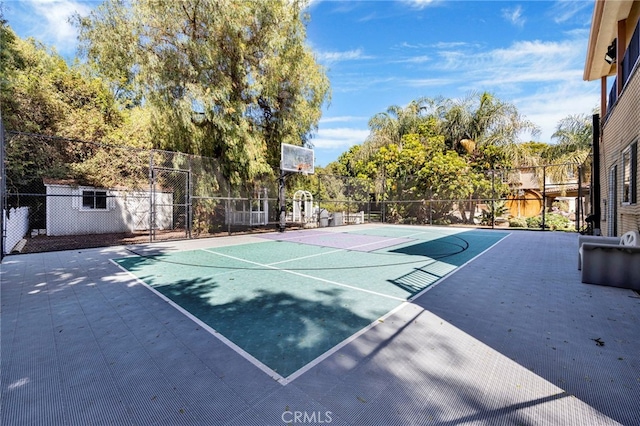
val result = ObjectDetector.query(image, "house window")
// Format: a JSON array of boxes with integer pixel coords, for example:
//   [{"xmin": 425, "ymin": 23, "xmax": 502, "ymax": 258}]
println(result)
[
  {"xmin": 82, "ymin": 190, "xmax": 108, "ymax": 210},
  {"xmin": 622, "ymin": 141, "xmax": 637, "ymax": 204}
]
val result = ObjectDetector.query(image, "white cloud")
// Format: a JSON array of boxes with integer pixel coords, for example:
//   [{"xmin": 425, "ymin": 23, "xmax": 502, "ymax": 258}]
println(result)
[
  {"xmin": 401, "ymin": 0, "xmax": 442, "ymax": 10},
  {"xmin": 514, "ymin": 82, "xmax": 599, "ymax": 143},
  {"xmin": 432, "ymin": 41, "xmax": 474, "ymax": 49},
  {"xmin": 331, "ymin": 75, "xmax": 397, "ymax": 93},
  {"xmin": 394, "ymin": 55, "xmax": 431, "ymax": 64},
  {"xmin": 311, "ymin": 127, "xmax": 370, "ymax": 150},
  {"xmin": 315, "ymin": 48, "xmax": 373, "ymax": 64},
  {"xmin": 404, "ymin": 77, "xmax": 457, "ymax": 87},
  {"xmin": 502, "ymin": 5, "xmax": 525, "ymax": 27},
  {"xmin": 435, "ymin": 38, "xmax": 587, "ymax": 88},
  {"xmin": 494, "ymin": 39, "xmax": 577, "ymax": 59},
  {"xmin": 18, "ymin": 0, "xmax": 91, "ymax": 56},
  {"xmin": 415, "ymin": 34, "xmax": 596, "ymax": 143},
  {"xmin": 320, "ymin": 116, "xmax": 369, "ymax": 124},
  {"xmin": 549, "ymin": 0, "xmax": 593, "ymax": 24}
]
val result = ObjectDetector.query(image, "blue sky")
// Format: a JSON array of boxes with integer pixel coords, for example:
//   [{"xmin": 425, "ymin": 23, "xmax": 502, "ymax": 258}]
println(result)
[{"xmin": 3, "ymin": 0, "xmax": 599, "ymax": 167}]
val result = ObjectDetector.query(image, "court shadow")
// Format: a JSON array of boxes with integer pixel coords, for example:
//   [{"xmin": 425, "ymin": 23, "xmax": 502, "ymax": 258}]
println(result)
[
  {"xmin": 386, "ymin": 231, "xmax": 508, "ymax": 297},
  {"xmin": 387, "ymin": 265, "xmax": 444, "ymax": 297},
  {"xmin": 145, "ymin": 277, "xmax": 373, "ymax": 378},
  {"xmin": 213, "ymin": 291, "xmax": 375, "ymax": 377},
  {"xmin": 389, "ymin": 237, "xmax": 466, "ymax": 260},
  {"xmin": 388, "ymin": 231, "xmax": 508, "ymax": 266}
]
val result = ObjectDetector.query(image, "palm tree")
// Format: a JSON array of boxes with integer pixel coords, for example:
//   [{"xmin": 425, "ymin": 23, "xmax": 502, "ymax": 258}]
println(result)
[
  {"xmin": 544, "ymin": 113, "xmax": 593, "ymax": 188},
  {"xmin": 547, "ymin": 113, "xmax": 592, "ymax": 160},
  {"xmin": 365, "ymin": 100, "xmax": 425, "ymax": 150},
  {"xmin": 436, "ymin": 91, "xmax": 539, "ymax": 155}
]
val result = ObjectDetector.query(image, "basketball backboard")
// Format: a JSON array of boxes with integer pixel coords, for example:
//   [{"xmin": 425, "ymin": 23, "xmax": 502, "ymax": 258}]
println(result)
[{"xmin": 281, "ymin": 143, "xmax": 314, "ymax": 174}]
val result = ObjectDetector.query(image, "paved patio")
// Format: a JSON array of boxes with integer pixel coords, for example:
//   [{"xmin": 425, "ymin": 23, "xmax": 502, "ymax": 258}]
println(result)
[{"xmin": 1, "ymin": 226, "xmax": 639, "ymax": 425}]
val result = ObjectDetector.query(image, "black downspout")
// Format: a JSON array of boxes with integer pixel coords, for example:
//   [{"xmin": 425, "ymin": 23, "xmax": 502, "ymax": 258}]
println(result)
[
  {"xmin": 576, "ymin": 165, "xmax": 582, "ymax": 232},
  {"xmin": 592, "ymin": 114, "xmax": 601, "ymax": 233}
]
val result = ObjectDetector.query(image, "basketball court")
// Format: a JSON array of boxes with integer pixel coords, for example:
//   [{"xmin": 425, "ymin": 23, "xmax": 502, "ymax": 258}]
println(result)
[
  {"xmin": 111, "ymin": 226, "xmax": 508, "ymax": 382},
  {"xmin": 2, "ymin": 146, "xmax": 639, "ymax": 425},
  {"xmin": 3, "ymin": 225, "xmax": 640, "ymax": 425}
]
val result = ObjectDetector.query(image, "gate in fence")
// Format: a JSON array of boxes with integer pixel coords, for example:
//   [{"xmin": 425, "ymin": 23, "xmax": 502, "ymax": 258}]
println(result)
[{"xmin": 150, "ymin": 167, "xmax": 191, "ymax": 241}]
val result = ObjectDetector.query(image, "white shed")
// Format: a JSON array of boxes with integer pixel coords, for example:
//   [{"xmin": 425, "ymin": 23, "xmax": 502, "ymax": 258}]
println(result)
[{"xmin": 44, "ymin": 179, "xmax": 173, "ymax": 236}]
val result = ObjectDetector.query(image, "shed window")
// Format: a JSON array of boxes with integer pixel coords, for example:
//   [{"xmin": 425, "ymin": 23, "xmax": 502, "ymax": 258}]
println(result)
[
  {"xmin": 82, "ymin": 190, "xmax": 108, "ymax": 210},
  {"xmin": 622, "ymin": 141, "xmax": 637, "ymax": 204}
]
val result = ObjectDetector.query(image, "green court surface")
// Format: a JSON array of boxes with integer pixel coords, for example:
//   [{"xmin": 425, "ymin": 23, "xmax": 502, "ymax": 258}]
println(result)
[{"xmin": 112, "ymin": 226, "xmax": 508, "ymax": 380}]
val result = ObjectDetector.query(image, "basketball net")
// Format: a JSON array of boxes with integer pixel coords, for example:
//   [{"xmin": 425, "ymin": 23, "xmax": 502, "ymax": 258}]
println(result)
[{"xmin": 297, "ymin": 163, "xmax": 310, "ymax": 176}]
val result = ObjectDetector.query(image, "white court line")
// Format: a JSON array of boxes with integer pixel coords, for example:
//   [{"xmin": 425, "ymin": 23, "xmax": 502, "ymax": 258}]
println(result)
[
  {"xmin": 285, "ymin": 299, "xmax": 415, "ymax": 383},
  {"xmin": 267, "ymin": 235, "xmax": 415, "ymax": 265},
  {"xmin": 108, "ymin": 259, "xmax": 289, "ymax": 385},
  {"xmin": 201, "ymin": 249, "xmax": 406, "ymax": 302},
  {"xmin": 111, "ymin": 227, "xmax": 511, "ymax": 386},
  {"xmin": 266, "ymin": 229, "xmax": 432, "ymax": 266}
]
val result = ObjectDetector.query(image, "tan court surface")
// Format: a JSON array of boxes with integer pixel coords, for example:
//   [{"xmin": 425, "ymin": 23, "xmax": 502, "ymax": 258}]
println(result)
[{"xmin": 1, "ymin": 224, "xmax": 639, "ymax": 425}]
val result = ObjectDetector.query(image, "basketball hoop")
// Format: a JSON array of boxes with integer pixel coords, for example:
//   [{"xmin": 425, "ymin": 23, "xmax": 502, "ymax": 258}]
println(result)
[
  {"xmin": 279, "ymin": 144, "xmax": 315, "ymax": 232},
  {"xmin": 281, "ymin": 144, "xmax": 314, "ymax": 175}
]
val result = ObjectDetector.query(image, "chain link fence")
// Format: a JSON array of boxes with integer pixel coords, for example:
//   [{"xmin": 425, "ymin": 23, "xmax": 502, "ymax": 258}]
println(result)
[
  {"xmin": 2, "ymin": 131, "xmax": 591, "ymax": 256},
  {"xmin": 300, "ymin": 164, "xmax": 590, "ymax": 231}
]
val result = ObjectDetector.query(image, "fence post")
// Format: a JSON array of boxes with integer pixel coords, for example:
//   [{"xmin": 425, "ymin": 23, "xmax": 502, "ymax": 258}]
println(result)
[
  {"xmin": 0, "ymin": 113, "xmax": 5, "ymax": 259},
  {"xmin": 541, "ymin": 165, "xmax": 547, "ymax": 231},
  {"xmin": 149, "ymin": 151, "xmax": 154, "ymax": 243},
  {"xmin": 317, "ymin": 173, "xmax": 321, "ymax": 222},
  {"xmin": 491, "ymin": 170, "xmax": 496, "ymax": 229},
  {"xmin": 187, "ymin": 155, "xmax": 192, "ymax": 239},
  {"xmin": 429, "ymin": 187, "xmax": 433, "ymax": 226},
  {"xmin": 227, "ymin": 181, "xmax": 232, "ymax": 235},
  {"xmin": 381, "ymin": 164, "xmax": 386, "ymax": 223},
  {"xmin": 347, "ymin": 178, "xmax": 351, "ymax": 220}
]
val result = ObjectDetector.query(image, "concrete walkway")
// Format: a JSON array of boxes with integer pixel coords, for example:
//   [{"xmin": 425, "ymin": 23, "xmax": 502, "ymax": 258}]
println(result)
[{"xmin": 2, "ymin": 227, "xmax": 639, "ymax": 425}]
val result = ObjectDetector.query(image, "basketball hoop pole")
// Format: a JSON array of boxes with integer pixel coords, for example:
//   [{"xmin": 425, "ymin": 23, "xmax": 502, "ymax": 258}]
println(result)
[{"xmin": 278, "ymin": 169, "xmax": 286, "ymax": 232}]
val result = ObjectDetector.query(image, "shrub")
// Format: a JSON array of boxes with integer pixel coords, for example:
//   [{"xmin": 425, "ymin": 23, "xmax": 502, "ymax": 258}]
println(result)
[
  {"xmin": 509, "ymin": 217, "xmax": 527, "ymax": 228},
  {"xmin": 525, "ymin": 213, "xmax": 573, "ymax": 230},
  {"xmin": 545, "ymin": 213, "xmax": 573, "ymax": 231},
  {"xmin": 526, "ymin": 215, "xmax": 542, "ymax": 229}
]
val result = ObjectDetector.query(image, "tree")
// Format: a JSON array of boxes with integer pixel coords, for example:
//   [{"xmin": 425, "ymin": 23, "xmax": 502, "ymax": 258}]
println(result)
[
  {"xmin": 436, "ymin": 91, "xmax": 539, "ymax": 155},
  {"xmin": 0, "ymin": 21, "xmax": 125, "ymax": 193},
  {"xmin": 545, "ymin": 113, "xmax": 593, "ymax": 186},
  {"xmin": 509, "ymin": 114, "xmax": 593, "ymax": 194},
  {"xmin": 76, "ymin": 0, "xmax": 330, "ymax": 184},
  {"xmin": 415, "ymin": 150, "xmax": 500, "ymax": 224},
  {"xmin": 1, "ymin": 10, "xmax": 24, "ymax": 124},
  {"xmin": 1, "ymin": 26, "xmax": 121, "ymax": 138},
  {"xmin": 366, "ymin": 100, "xmax": 426, "ymax": 150},
  {"xmin": 549, "ymin": 113, "xmax": 593, "ymax": 153}
]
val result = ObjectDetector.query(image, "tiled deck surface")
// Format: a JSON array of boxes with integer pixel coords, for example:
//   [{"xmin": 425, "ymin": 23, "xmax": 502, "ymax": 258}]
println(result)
[{"xmin": 1, "ymin": 226, "xmax": 639, "ymax": 425}]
